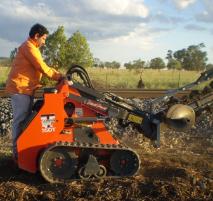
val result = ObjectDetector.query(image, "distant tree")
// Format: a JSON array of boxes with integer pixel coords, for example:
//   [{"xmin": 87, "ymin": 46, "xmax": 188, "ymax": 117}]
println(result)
[
  {"xmin": 124, "ymin": 59, "xmax": 145, "ymax": 69},
  {"xmin": 166, "ymin": 50, "xmax": 173, "ymax": 60},
  {"xmin": 111, "ymin": 61, "xmax": 120, "ymax": 69},
  {"xmin": 144, "ymin": 61, "xmax": 150, "ymax": 68},
  {"xmin": 206, "ymin": 63, "xmax": 213, "ymax": 70},
  {"xmin": 104, "ymin": 61, "xmax": 120, "ymax": 68},
  {"xmin": 66, "ymin": 31, "xmax": 93, "ymax": 68},
  {"xmin": 104, "ymin": 61, "xmax": 111, "ymax": 68},
  {"xmin": 10, "ymin": 48, "xmax": 18, "ymax": 61},
  {"xmin": 42, "ymin": 26, "xmax": 67, "ymax": 69},
  {"xmin": 132, "ymin": 59, "xmax": 145, "ymax": 69},
  {"xmin": 94, "ymin": 58, "xmax": 104, "ymax": 68},
  {"xmin": 124, "ymin": 62, "xmax": 133, "ymax": 69},
  {"xmin": 0, "ymin": 57, "xmax": 11, "ymax": 66},
  {"xmin": 173, "ymin": 43, "xmax": 207, "ymax": 71},
  {"xmin": 99, "ymin": 62, "xmax": 104, "ymax": 68},
  {"xmin": 173, "ymin": 49, "xmax": 186, "ymax": 67},
  {"xmin": 149, "ymin": 57, "xmax": 165, "ymax": 69},
  {"xmin": 167, "ymin": 59, "xmax": 182, "ymax": 70}
]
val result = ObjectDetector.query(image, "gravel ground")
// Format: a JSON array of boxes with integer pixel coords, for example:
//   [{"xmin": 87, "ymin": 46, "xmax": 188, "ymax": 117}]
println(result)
[
  {"xmin": 0, "ymin": 98, "xmax": 12, "ymax": 137},
  {"xmin": 0, "ymin": 96, "xmax": 212, "ymax": 201}
]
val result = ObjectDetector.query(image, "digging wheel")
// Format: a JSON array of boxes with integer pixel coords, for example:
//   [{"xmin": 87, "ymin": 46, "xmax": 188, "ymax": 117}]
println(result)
[
  {"xmin": 110, "ymin": 150, "xmax": 140, "ymax": 176},
  {"xmin": 39, "ymin": 146, "xmax": 78, "ymax": 183}
]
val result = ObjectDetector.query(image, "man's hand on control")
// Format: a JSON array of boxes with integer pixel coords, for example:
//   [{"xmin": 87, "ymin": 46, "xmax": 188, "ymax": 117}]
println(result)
[{"xmin": 59, "ymin": 75, "xmax": 73, "ymax": 86}]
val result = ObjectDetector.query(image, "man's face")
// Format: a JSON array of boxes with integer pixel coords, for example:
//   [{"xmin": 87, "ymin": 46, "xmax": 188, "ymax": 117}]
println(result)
[{"xmin": 35, "ymin": 33, "xmax": 48, "ymax": 47}]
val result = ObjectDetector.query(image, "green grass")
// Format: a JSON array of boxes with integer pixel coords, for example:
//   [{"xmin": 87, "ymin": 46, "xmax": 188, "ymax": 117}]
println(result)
[
  {"xmin": 0, "ymin": 67, "xmax": 10, "ymax": 87},
  {"xmin": 0, "ymin": 66, "xmax": 202, "ymax": 89},
  {"xmin": 88, "ymin": 68, "xmax": 200, "ymax": 89}
]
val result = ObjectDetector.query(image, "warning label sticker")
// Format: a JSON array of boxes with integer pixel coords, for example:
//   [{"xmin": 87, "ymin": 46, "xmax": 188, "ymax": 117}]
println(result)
[{"xmin": 41, "ymin": 114, "xmax": 56, "ymax": 133}]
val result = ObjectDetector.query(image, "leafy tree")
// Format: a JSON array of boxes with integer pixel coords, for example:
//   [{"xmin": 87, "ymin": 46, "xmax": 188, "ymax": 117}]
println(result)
[
  {"xmin": 94, "ymin": 58, "xmax": 104, "ymax": 68},
  {"xmin": 104, "ymin": 61, "xmax": 120, "ymax": 68},
  {"xmin": 66, "ymin": 31, "xmax": 93, "ymax": 68},
  {"xmin": 173, "ymin": 43, "xmax": 207, "ymax": 71},
  {"xmin": 173, "ymin": 49, "xmax": 186, "ymax": 64},
  {"xmin": 10, "ymin": 48, "xmax": 18, "ymax": 61},
  {"xmin": 42, "ymin": 26, "xmax": 67, "ymax": 69},
  {"xmin": 166, "ymin": 49, "xmax": 182, "ymax": 70},
  {"xmin": 206, "ymin": 63, "xmax": 213, "ymax": 70},
  {"xmin": 149, "ymin": 57, "xmax": 165, "ymax": 69},
  {"xmin": 124, "ymin": 59, "xmax": 145, "ymax": 69},
  {"xmin": 124, "ymin": 62, "xmax": 133, "ymax": 69},
  {"xmin": 144, "ymin": 61, "xmax": 150, "ymax": 68},
  {"xmin": 104, "ymin": 61, "xmax": 111, "ymax": 68},
  {"xmin": 132, "ymin": 59, "xmax": 145, "ymax": 69},
  {"xmin": 167, "ymin": 59, "xmax": 182, "ymax": 70},
  {"xmin": 111, "ymin": 61, "xmax": 120, "ymax": 69},
  {"xmin": 185, "ymin": 43, "xmax": 207, "ymax": 70},
  {"xmin": 42, "ymin": 27, "xmax": 93, "ymax": 69},
  {"xmin": 166, "ymin": 50, "xmax": 173, "ymax": 60}
]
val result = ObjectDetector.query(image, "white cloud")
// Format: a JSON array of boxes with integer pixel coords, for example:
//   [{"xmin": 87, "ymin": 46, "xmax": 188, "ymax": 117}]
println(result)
[
  {"xmin": 0, "ymin": 0, "xmax": 53, "ymax": 20},
  {"xmin": 184, "ymin": 24, "xmax": 206, "ymax": 31},
  {"xmin": 85, "ymin": 0, "xmax": 149, "ymax": 17},
  {"xmin": 0, "ymin": 38, "xmax": 18, "ymax": 57},
  {"xmin": 0, "ymin": 0, "xmax": 213, "ymax": 63},
  {"xmin": 90, "ymin": 23, "xmax": 168, "ymax": 62},
  {"xmin": 109, "ymin": 24, "xmax": 154, "ymax": 49},
  {"xmin": 0, "ymin": 0, "xmax": 150, "ymax": 42},
  {"xmin": 172, "ymin": 0, "xmax": 197, "ymax": 9},
  {"xmin": 196, "ymin": 0, "xmax": 213, "ymax": 23}
]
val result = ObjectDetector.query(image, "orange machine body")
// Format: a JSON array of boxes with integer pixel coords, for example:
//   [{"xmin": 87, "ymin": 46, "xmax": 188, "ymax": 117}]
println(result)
[{"xmin": 17, "ymin": 83, "xmax": 119, "ymax": 173}]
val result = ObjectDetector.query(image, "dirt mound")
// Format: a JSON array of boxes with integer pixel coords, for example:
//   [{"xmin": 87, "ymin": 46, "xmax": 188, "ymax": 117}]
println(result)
[
  {"xmin": 0, "ymin": 155, "xmax": 212, "ymax": 201},
  {"xmin": 0, "ymin": 105, "xmax": 212, "ymax": 200},
  {"xmin": 0, "ymin": 124, "xmax": 213, "ymax": 201}
]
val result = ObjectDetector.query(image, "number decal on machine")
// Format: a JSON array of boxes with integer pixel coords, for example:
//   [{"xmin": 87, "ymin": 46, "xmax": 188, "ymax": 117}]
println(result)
[
  {"xmin": 128, "ymin": 114, "xmax": 143, "ymax": 124},
  {"xmin": 41, "ymin": 114, "xmax": 56, "ymax": 133}
]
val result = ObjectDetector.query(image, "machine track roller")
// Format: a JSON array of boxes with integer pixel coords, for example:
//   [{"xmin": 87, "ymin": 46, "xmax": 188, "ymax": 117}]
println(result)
[
  {"xmin": 39, "ymin": 146, "xmax": 78, "ymax": 183},
  {"xmin": 110, "ymin": 150, "xmax": 140, "ymax": 176},
  {"xmin": 95, "ymin": 165, "xmax": 107, "ymax": 178},
  {"xmin": 78, "ymin": 155, "xmax": 107, "ymax": 180}
]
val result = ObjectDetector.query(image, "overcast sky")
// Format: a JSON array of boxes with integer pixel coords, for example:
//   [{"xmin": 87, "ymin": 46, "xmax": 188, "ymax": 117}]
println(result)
[{"xmin": 0, "ymin": 0, "xmax": 213, "ymax": 64}]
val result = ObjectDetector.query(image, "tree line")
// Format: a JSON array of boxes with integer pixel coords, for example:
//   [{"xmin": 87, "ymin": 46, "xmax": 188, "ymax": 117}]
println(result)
[
  {"xmin": 9, "ymin": 26, "xmax": 213, "ymax": 71},
  {"xmin": 122, "ymin": 43, "xmax": 213, "ymax": 70}
]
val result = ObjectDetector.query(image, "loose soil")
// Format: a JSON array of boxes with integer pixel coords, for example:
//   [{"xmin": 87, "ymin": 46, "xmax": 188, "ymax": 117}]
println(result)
[{"xmin": 0, "ymin": 113, "xmax": 212, "ymax": 201}]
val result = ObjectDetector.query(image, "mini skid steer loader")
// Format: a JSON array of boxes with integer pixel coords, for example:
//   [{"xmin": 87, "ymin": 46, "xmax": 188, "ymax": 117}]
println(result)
[{"xmin": 16, "ymin": 65, "xmax": 213, "ymax": 183}]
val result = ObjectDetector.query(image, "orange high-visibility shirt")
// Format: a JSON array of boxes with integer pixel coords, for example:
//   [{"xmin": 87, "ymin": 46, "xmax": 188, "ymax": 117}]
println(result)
[{"xmin": 6, "ymin": 38, "xmax": 62, "ymax": 96}]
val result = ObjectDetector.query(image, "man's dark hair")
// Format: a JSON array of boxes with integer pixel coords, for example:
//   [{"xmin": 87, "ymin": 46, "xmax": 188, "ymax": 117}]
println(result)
[{"xmin": 29, "ymin": 23, "xmax": 49, "ymax": 38}]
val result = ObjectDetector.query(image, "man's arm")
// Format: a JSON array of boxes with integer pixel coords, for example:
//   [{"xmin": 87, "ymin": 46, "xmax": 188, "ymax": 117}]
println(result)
[{"xmin": 23, "ymin": 43, "xmax": 62, "ymax": 81}]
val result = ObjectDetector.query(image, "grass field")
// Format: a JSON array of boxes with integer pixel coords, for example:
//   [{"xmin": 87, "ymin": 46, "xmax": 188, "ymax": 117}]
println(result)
[
  {"xmin": 0, "ymin": 67, "xmax": 10, "ymax": 87},
  {"xmin": 0, "ymin": 66, "xmax": 201, "ymax": 89},
  {"xmin": 88, "ymin": 68, "xmax": 200, "ymax": 89}
]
